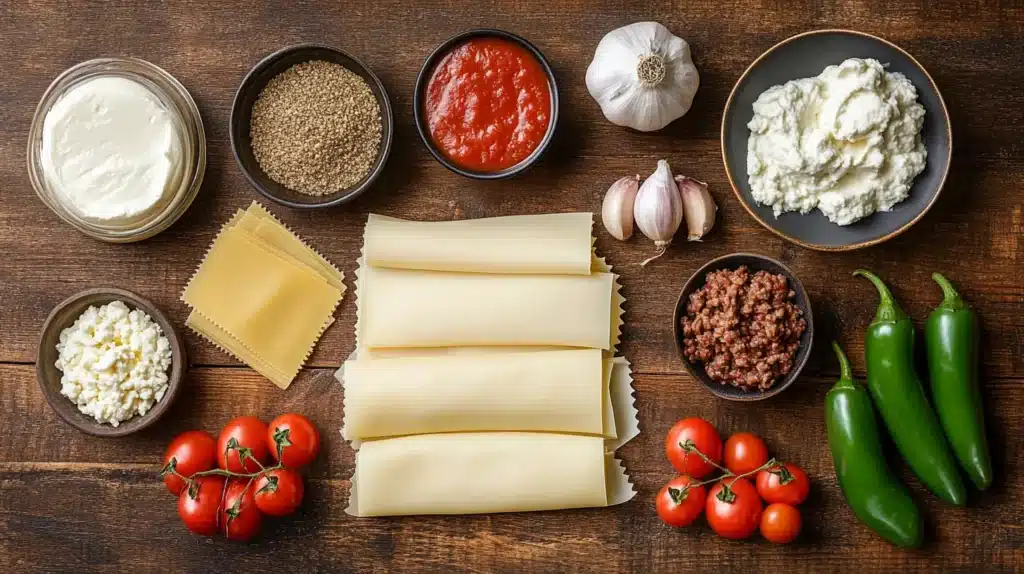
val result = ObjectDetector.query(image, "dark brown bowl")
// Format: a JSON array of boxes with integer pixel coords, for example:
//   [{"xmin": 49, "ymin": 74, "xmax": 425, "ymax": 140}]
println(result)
[
  {"xmin": 230, "ymin": 43, "xmax": 394, "ymax": 208},
  {"xmin": 672, "ymin": 253, "xmax": 814, "ymax": 401},
  {"xmin": 36, "ymin": 288, "xmax": 186, "ymax": 436},
  {"xmin": 413, "ymin": 29, "xmax": 559, "ymax": 180}
]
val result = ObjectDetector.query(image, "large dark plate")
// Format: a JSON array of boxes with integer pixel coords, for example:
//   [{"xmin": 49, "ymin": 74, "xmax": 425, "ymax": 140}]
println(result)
[{"xmin": 722, "ymin": 30, "xmax": 951, "ymax": 251}]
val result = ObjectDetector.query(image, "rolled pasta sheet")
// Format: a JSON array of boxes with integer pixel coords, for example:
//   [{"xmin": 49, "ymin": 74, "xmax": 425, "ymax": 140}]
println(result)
[
  {"xmin": 364, "ymin": 213, "xmax": 594, "ymax": 275},
  {"xmin": 347, "ymin": 433, "xmax": 634, "ymax": 516},
  {"xmin": 342, "ymin": 349, "xmax": 615, "ymax": 440},
  {"xmin": 360, "ymin": 266, "xmax": 615, "ymax": 349}
]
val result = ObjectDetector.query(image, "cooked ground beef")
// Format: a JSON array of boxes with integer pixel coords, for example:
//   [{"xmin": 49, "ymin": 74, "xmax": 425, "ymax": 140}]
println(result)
[{"xmin": 680, "ymin": 266, "xmax": 806, "ymax": 390}]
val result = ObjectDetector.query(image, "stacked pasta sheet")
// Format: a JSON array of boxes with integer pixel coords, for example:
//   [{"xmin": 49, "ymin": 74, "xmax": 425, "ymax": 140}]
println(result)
[
  {"xmin": 339, "ymin": 213, "xmax": 638, "ymax": 517},
  {"xmin": 182, "ymin": 202, "xmax": 345, "ymax": 389}
]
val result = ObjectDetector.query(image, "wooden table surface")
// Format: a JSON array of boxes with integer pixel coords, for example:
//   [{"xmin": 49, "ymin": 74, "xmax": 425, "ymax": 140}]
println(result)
[{"xmin": 2, "ymin": 1, "xmax": 1022, "ymax": 572}]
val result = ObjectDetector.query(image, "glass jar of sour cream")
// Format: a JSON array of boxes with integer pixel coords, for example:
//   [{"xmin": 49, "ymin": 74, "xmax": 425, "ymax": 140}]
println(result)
[{"xmin": 27, "ymin": 58, "xmax": 206, "ymax": 242}]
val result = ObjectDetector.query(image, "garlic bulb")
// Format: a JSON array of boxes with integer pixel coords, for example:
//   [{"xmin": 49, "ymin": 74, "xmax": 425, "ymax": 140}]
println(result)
[
  {"xmin": 585, "ymin": 22, "xmax": 700, "ymax": 132},
  {"xmin": 677, "ymin": 176, "xmax": 717, "ymax": 241},
  {"xmin": 602, "ymin": 175, "xmax": 640, "ymax": 240},
  {"xmin": 634, "ymin": 160, "xmax": 683, "ymax": 265}
]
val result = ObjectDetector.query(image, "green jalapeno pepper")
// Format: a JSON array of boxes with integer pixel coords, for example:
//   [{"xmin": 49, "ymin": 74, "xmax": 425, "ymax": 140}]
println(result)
[
  {"xmin": 826, "ymin": 342, "xmax": 922, "ymax": 547},
  {"xmin": 853, "ymin": 269, "xmax": 966, "ymax": 506},
  {"xmin": 926, "ymin": 273, "xmax": 992, "ymax": 490}
]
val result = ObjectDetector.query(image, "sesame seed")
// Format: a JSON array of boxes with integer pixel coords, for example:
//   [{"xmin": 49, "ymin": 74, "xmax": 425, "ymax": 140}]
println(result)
[{"xmin": 250, "ymin": 60, "xmax": 383, "ymax": 196}]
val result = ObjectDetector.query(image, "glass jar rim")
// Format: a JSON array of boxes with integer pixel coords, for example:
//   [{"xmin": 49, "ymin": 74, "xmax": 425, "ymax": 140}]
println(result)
[{"xmin": 27, "ymin": 57, "xmax": 207, "ymax": 242}]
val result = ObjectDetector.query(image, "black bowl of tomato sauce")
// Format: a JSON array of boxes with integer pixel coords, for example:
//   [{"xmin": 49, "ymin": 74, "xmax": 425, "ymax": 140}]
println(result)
[{"xmin": 414, "ymin": 29, "xmax": 559, "ymax": 180}]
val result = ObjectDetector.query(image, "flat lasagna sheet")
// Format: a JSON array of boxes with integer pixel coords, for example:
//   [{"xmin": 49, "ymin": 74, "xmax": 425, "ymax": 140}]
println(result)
[
  {"xmin": 359, "ymin": 266, "xmax": 616, "ymax": 349},
  {"xmin": 183, "ymin": 224, "xmax": 341, "ymax": 387},
  {"xmin": 364, "ymin": 213, "xmax": 594, "ymax": 275},
  {"xmin": 341, "ymin": 349, "xmax": 616, "ymax": 440},
  {"xmin": 347, "ymin": 433, "xmax": 635, "ymax": 516}
]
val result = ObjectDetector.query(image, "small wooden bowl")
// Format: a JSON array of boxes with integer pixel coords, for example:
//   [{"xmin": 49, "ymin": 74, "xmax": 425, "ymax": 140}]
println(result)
[
  {"xmin": 230, "ymin": 43, "xmax": 394, "ymax": 209},
  {"xmin": 672, "ymin": 253, "xmax": 814, "ymax": 401},
  {"xmin": 36, "ymin": 288, "xmax": 186, "ymax": 437}
]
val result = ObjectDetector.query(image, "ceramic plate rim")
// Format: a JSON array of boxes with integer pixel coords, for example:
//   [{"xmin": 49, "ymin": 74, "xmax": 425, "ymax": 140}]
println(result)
[{"xmin": 720, "ymin": 28, "xmax": 953, "ymax": 251}]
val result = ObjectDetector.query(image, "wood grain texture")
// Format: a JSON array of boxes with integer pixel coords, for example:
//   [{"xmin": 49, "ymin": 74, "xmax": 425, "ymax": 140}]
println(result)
[
  {"xmin": 1, "ymin": 366, "xmax": 1022, "ymax": 572},
  {"xmin": 1, "ymin": 0, "xmax": 1022, "ymax": 572}
]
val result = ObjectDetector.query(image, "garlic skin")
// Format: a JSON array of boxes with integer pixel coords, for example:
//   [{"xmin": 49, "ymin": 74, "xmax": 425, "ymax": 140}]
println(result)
[
  {"xmin": 585, "ymin": 22, "xmax": 700, "ymax": 132},
  {"xmin": 634, "ymin": 160, "xmax": 683, "ymax": 265},
  {"xmin": 677, "ymin": 176, "xmax": 717, "ymax": 241},
  {"xmin": 602, "ymin": 175, "xmax": 640, "ymax": 240}
]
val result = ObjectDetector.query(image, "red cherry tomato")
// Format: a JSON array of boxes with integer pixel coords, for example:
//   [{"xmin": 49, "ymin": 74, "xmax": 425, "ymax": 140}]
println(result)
[
  {"xmin": 221, "ymin": 479, "xmax": 263, "ymax": 541},
  {"xmin": 177, "ymin": 475, "xmax": 225, "ymax": 537},
  {"xmin": 217, "ymin": 416, "xmax": 269, "ymax": 473},
  {"xmin": 267, "ymin": 413, "xmax": 321, "ymax": 468},
  {"xmin": 756, "ymin": 462, "xmax": 810, "ymax": 506},
  {"xmin": 254, "ymin": 468, "xmax": 305, "ymax": 517},
  {"xmin": 162, "ymin": 430, "xmax": 217, "ymax": 496},
  {"xmin": 665, "ymin": 418, "xmax": 723, "ymax": 479},
  {"xmin": 723, "ymin": 432, "xmax": 770, "ymax": 475},
  {"xmin": 655, "ymin": 475, "xmax": 707, "ymax": 527},
  {"xmin": 761, "ymin": 503, "xmax": 802, "ymax": 543},
  {"xmin": 706, "ymin": 477, "xmax": 764, "ymax": 540}
]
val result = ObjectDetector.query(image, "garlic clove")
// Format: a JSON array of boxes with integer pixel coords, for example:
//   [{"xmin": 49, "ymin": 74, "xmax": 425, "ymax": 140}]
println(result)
[
  {"xmin": 677, "ymin": 176, "xmax": 717, "ymax": 241},
  {"xmin": 602, "ymin": 175, "xmax": 640, "ymax": 241},
  {"xmin": 634, "ymin": 159, "xmax": 683, "ymax": 266}
]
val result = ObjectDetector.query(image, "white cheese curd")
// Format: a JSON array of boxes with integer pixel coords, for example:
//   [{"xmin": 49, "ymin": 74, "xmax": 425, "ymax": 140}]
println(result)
[
  {"xmin": 746, "ymin": 58, "xmax": 927, "ymax": 226},
  {"xmin": 55, "ymin": 301, "xmax": 173, "ymax": 426},
  {"xmin": 40, "ymin": 76, "xmax": 184, "ymax": 223}
]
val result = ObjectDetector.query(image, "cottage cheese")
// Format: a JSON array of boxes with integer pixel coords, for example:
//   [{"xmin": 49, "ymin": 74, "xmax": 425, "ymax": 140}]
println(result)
[
  {"xmin": 55, "ymin": 300, "xmax": 173, "ymax": 426},
  {"xmin": 746, "ymin": 58, "xmax": 927, "ymax": 226}
]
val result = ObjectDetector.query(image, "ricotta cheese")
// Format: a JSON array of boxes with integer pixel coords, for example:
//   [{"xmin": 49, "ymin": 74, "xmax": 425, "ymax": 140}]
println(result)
[
  {"xmin": 55, "ymin": 300, "xmax": 173, "ymax": 426},
  {"xmin": 40, "ymin": 76, "xmax": 185, "ymax": 223},
  {"xmin": 746, "ymin": 58, "xmax": 927, "ymax": 226}
]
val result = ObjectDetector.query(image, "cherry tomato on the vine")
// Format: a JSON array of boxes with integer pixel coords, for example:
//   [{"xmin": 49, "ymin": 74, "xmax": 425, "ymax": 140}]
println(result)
[
  {"xmin": 221, "ymin": 479, "xmax": 263, "ymax": 541},
  {"xmin": 723, "ymin": 432, "xmax": 770, "ymax": 475},
  {"xmin": 217, "ymin": 416, "xmax": 269, "ymax": 473},
  {"xmin": 655, "ymin": 475, "xmax": 706, "ymax": 527},
  {"xmin": 665, "ymin": 418, "xmax": 723, "ymax": 479},
  {"xmin": 756, "ymin": 462, "xmax": 810, "ymax": 506},
  {"xmin": 254, "ymin": 468, "xmax": 305, "ymax": 517},
  {"xmin": 706, "ymin": 477, "xmax": 763, "ymax": 540},
  {"xmin": 177, "ymin": 475, "xmax": 225, "ymax": 537},
  {"xmin": 267, "ymin": 413, "xmax": 320, "ymax": 469},
  {"xmin": 761, "ymin": 503, "xmax": 802, "ymax": 543},
  {"xmin": 162, "ymin": 430, "xmax": 217, "ymax": 496}
]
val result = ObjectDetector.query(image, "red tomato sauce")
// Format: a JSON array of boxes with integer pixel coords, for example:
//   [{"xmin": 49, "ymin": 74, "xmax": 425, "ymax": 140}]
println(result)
[{"xmin": 424, "ymin": 37, "xmax": 552, "ymax": 172}]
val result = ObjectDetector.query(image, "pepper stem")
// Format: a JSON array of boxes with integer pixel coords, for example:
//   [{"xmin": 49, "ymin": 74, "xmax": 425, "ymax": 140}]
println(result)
[
  {"xmin": 853, "ymin": 269, "xmax": 908, "ymax": 323},
  {"xmin": 831, "ymin": 341, "xmax": 856, "ymax": 388},
  {"xmin": 932, "ymin": 273, "xmax": 965, "ymax": 311}
]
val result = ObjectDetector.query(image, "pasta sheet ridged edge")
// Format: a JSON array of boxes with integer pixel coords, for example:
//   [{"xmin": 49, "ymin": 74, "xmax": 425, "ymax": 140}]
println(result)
[{"xmin": 182, "ymin": 203, "xmax": 343, "ymax": 386}]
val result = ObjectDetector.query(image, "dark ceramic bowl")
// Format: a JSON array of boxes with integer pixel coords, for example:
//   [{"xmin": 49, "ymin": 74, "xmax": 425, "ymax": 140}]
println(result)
[
  {"xmin": 722, "ymin": 29, "xmax": 951, "ymax": 251},
  {"xmin": 673, "ymin": 254, "xmax": 814, "ymax": 401},
  {"xmin": 413, "ymin": 29, "xmax": 559, "ymax": 180},
  {"xmin": 36, "ymin": 288, "xmax": 186, "ymax": 437},
  {"xmin": 230, "ymin": 44, "xmax": 393, "ymax": 208}
]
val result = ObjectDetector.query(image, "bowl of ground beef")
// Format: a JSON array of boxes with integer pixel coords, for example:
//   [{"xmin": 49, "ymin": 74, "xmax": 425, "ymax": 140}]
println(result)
[{"xmin": 673, "ymin": 253, "xmax": 813, "ymax": 401}]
